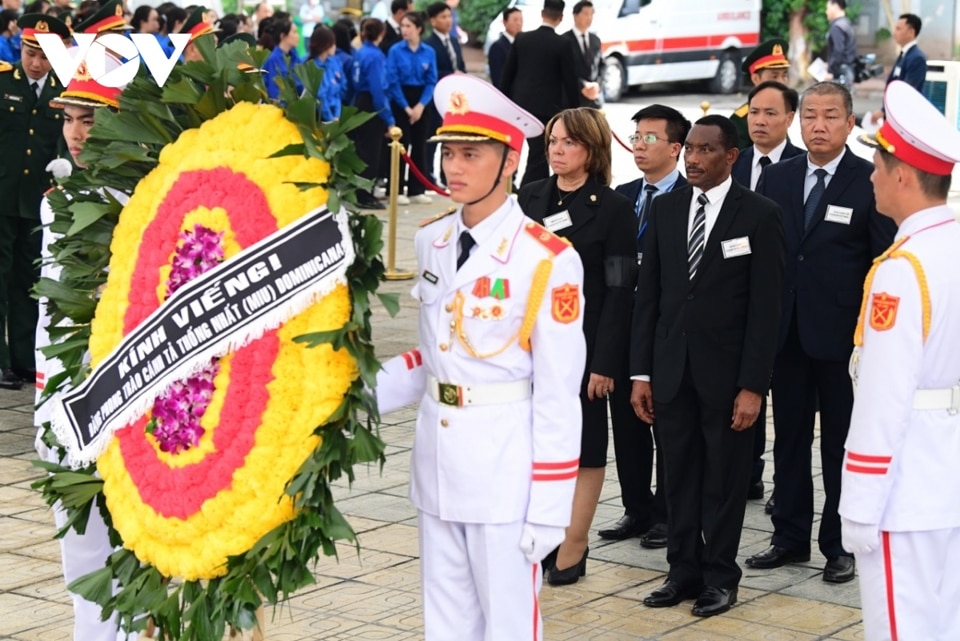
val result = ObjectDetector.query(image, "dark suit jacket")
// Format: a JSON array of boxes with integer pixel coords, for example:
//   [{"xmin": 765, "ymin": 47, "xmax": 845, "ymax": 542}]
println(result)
[
  {"xmin": 424, "ymin": 31, "xmax": 466, "ymax": 79},
  {"xmin": 615, "ymin": 173, "xmax": 687, "ymax": 252},
  {"xmin": 731, "ymin": 141, "xmax": 804, "ymax": 189},
  {"xmin": 562, "ymin": 29, "xmax": 602, "ymax": 108},
  {"xmin": 380, "ymin": 20, "xmax": 401, "ymax": 54},
  {"xmin": 887, "ymin": 44, "xmax": 926, "ymax": 91},
  {"xmin": 488, "ymin": 33, "xmax": 512, "ymax": 90},
  {"xmin": 500, "ymin": 25, "xmax": 581, "ymax": 122},
  {"xmin": 519, "ymin": 175, "xmax": 638, "ymax": 379},
  {"xmin": 630, "ymin": 180, "xmax": 786, "ymax": 406},
  {"xmin": 756, "ymin": 149, "xmax": 897, "ymax": 361}
]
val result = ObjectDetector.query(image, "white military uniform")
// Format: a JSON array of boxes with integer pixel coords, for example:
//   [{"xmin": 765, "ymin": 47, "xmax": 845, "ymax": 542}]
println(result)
[
  {"xmin": 840, "ymin": 81, "xmax": 960, "ymax": 641},
  {"xmin": 377, "ymin": 197, "xmax": 586, "ymax": 640},
  {"xmin": 35, "ymin": 191, "xmax": 136, "ymax": 641}
]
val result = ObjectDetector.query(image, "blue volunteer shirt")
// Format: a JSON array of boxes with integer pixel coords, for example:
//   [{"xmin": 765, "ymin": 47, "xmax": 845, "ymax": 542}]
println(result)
[
  {"xmin": 263, "ymin": 46, "xmax": 304, "ymax": 100},
  {"xmin": 385, "ymin": 40, "xmax": 437, "ymax": 108},
  {"xmin": 316, "ymin": 55, "xmax": 344, "ymax": 121},
  {"xmin": 351, "ymin": 41, "xmax": 393, "ymax": 126}
]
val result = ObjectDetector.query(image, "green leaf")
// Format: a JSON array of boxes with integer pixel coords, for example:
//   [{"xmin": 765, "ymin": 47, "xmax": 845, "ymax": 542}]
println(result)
[
  {"xmin": 376, "ymin": 292, "xmax": 401, "ymax": 317},
  {"xmin": 66, "ymin": 201, "xmax": 114, "ymax": 235},
  {"xmin": 68, "ymin": 566, "xmax": 115, "ymax": 605}
]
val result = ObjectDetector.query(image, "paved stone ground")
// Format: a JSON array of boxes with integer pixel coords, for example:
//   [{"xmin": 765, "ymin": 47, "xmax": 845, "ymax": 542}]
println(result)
[{"xmin": 0, "ymin": 194, "xmax": 871, "ymax": 641}]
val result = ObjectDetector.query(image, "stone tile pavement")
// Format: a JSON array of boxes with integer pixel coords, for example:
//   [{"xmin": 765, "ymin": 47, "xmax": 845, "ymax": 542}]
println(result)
[{"xmin": 0, "ymin": 198, "xmax": 866, "ymax": 640}]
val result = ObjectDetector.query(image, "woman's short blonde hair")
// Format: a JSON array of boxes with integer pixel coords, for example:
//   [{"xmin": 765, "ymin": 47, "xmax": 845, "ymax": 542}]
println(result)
[{"xmin": 545, "ymin": 107, "xmax": 613, "ymax": 186}]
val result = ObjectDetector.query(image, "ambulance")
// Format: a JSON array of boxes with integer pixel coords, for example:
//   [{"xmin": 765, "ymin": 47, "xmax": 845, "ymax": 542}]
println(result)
[{"xmin": 485, "ymin": 0, "xmax": 760, "ymax": 101}]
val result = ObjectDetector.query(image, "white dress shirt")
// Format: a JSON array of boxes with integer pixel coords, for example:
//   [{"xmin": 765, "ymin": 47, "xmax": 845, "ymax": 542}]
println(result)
[
  {"xmin": 750, "ymin": 138, "xmax": 788, "ymax": 190},
  {"xmin": 688, "ymin": 175, "xmax": 733, "ymax": 243},
  {"xmin": 804, "ymin": 150, "xmax": 846, "ymax": 201}
]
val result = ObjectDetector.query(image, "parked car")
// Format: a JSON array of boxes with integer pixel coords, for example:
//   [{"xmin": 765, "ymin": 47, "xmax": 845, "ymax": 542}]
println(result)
[{"xmin": 486, "ymin": 0, "xmax": 760, "ymax": 101}]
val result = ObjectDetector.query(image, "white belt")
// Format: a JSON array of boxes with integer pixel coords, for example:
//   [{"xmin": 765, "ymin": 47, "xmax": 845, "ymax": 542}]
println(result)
[
  {"xmin": 913, "ymin": 382, "xmax": 960, "ymax": 415},
  {"xmin": 427, "ymin": 375, "xmax": 532, "ymax": 408}
]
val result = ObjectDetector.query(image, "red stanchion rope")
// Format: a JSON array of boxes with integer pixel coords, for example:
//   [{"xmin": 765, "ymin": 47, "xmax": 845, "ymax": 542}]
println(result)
[
  {"xmin": 400, "ymin": 151, "xmax": 451, "ymax": 197},
  {"xmin": 611, "ymin": 129, "xmax": 634, "ymax": 154}
]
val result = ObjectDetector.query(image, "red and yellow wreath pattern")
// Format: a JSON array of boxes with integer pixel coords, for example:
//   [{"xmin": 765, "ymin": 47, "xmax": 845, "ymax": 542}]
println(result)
[{"xmin": 91, "ymin": 102, "xmax": 357, "ymax": 580}]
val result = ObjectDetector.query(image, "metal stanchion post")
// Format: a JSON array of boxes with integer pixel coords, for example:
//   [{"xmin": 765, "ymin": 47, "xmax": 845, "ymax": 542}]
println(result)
[
  {"xmin": 701, "ymin": 101, "xmax": 711, "ymax": 116},
  {"xmin": 384, "ymin": 126, "xmax": 414, "ymax": 281}
]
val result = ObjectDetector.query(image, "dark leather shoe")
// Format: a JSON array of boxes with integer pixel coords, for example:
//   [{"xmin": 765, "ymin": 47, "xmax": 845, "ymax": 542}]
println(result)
[
  {"xmin": 642, "ymin": 580, "xmax": 701, "ymax": 607},
  {"xmin": 764, "ymin": 493, "xmax": 775, "ymax": 515},
  {"xmin": 0, "ymin": 368, "xmax": 23, "ymax": 391},
  {"xmin": 691, "ymin": 586, "xmax": 738, "ymax": 617},
  {"xmin": 546, "ymin": 547, "xmax": 587, "ymax": 586},
  {"xmin": 747, "ymin": 479, "xmax": 764, "ymax": 500},
  {"xmin": 11, "ymin": 368, "xmax": 35, "ymax": 383},
  {"xmin": 639, "ymin": 522, "xmax": 668, "ymax": 549},
  {"xmin": 358, "ymin": 198, "xmax": 386, "ymax": 210},
  {"xmin": 541, "ymin": 546, "xmax": 559, "ymax": 576},
  {"xmin": 745, "ymin": 545, "xmax": 810, "ymax": 569},
  {"xmin": 598, "ymin": 514, "xmax": 647, "ymax": 540},
  {"xmin": 823, "ymin": 556, "xmax": 856, "ymax": 583}
]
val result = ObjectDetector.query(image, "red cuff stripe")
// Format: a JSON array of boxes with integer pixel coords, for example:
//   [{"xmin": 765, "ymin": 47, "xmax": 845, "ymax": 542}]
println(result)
[
  {"xmin": 533, "ymin": 459, "xmax": 579, "ymax": 470},
  {"xmin": 412, "ymin": 349, "xmax": 422, "ymax": 366},
  {"xmin": 401, "ymin": 352, "xmax": 414, "ymax": 370},
  {"xmin": 533, "ymin": 469, "xmax": 579, "ymax": 481},
  {"xmin": 35, "ymin": 382, "xmax": 44, "ymax": 391},
  {"xmin": 848, "ymin": 452, "xmax": 893, "ymax": 464},
  {"xmin": 846, "ymin": 463, "xmax": 888, "ymax": 475}
]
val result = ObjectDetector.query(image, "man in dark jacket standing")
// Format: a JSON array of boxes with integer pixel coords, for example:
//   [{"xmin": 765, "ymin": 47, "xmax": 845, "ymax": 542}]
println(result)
[
  {"xmin": 825, "ymin": 0, "xmax": 856, "ymax": 87},
  {"xmin": 500, "ymin": 0, "xmax": 580, "ymax": 187},
  {"xmin": 562, "ymin": 0, "xmax": 602, "ymax": 108},
  {"xmin": 487, "ymin": 7, "xmax": 521, "ymax": 90}
]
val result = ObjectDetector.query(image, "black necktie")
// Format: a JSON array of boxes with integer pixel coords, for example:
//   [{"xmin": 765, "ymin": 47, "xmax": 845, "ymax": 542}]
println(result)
[
  {"xmin": 581, "ymin": 33, "xmax": 590, "ymax": 63},
  {"xmin": 637, "ymin": 183, "xmax": 658, "ymax": 233},
  {"xmin": 804, "ymin": 168, "xmax": 828, "ymax": 230},
  {"xmin": 758, "ymin": 156, "xmax": 772, "ymax": 169},
  {"xmin": 30, "ymin": 81, "xmax": 39, "ymax": 98},
  {"xmin": 456, "ymin": 231, "xmax": 475, "ymax": 270},
  {"xmin": 688, "ymin": 193, "xmax": 708, "ymax": 279}
]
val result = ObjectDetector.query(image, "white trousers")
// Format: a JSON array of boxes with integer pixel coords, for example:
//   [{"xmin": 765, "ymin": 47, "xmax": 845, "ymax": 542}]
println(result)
[
  {"xmin": 52, "ymin": 497, "xmax": 135, "ymax": 641},
  {"xmin": 418, "ymin": 511, "xmax": 543, "ymax": 641},
  {"xmin": 858, "ymin": 529, "xmax": 960, "ymax": 641}
]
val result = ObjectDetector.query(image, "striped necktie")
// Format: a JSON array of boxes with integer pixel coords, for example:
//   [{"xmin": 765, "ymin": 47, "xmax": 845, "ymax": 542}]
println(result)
[{"xmin": 688, "ymin": 193, "xmax": 708, "ymax": 279}]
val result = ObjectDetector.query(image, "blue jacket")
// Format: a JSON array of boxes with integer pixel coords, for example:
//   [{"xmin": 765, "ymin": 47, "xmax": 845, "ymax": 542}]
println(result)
[
  {"xmin": 333, "ymin": 48, "xmax": 353, "ymax": 103},
  {"xmin": 385, "ymin": 40, "xmax": 437, "ymax": 108},
  {"xmin": 317, "ymin": 55, "xmax": 344, "ymax": 121},
  {"xmin": 351, "ymin": 41, "xmax": 393, "ymax": 126},
  {"xmin": 263, "ymin": 46, "xmax": 304, "ymax": 100},
  {"xmin": 887, "ymin": 44, "xmax": 926, "ymax": 92},
  {"xmin": 0, "ymin": 33, "xmax": 20, "ymax": 63}
]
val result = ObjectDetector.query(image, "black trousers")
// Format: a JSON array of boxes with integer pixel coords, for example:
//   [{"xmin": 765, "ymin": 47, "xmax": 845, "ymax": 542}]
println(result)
[
  {"xmin": 520, "ymin": 134, "xmax": 548, "ymax": 188},
  {"xmin": 750, "ymin": 397, "xmax": 767, "ymax": 485},
  {"xmin": 770, "ymin": 314, "xmax": 853, "ymax": 559},
  {"xmin": 0, "ymin": 215, "xmax": 40, "ymax": 371},
  {"xmin": 609, "ymin": 373, "xmax": 665, "ymax": 525},
  {"xmin": 390, "ymin": 85, "xmax": 430, "ymax": 197},
  {"xmin": 656, "ymin": 362, "xmax": 753, "ymax": 589},
  {"xmin": 351, "ymin": 92, "xmax": 387, "ymax": 202}
]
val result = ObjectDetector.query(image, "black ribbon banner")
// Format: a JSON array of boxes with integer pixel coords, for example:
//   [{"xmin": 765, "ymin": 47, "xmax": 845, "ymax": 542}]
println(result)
[{"xmin": 54, "ymin": 206, "xmax": 352, "ymax": 463}]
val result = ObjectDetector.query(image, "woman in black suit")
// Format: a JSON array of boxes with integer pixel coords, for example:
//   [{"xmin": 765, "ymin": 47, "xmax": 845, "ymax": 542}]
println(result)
[{"xmin": 518, "ymin": 107, "xmax": 638, "ymax": 585}]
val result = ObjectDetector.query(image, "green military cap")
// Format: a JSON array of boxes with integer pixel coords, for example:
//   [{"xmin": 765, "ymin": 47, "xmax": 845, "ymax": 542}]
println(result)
[
  {"xmin": 217, "ymin": 32, "xmax": 256, "ymax": 48},
  {"xmin": 74, "ymin": 0, "xmax": 128, "ymax": 35},
  {"xmin": 741, "ymin": 38, "xmax": 789, "ymax": 75},
  {"xmin": 18, "ymin": 13, "xmax": 72, "ymax": 49},
  {"xmin": 179, "ymin": 6, "xmax": 219, "ymax": 41}
]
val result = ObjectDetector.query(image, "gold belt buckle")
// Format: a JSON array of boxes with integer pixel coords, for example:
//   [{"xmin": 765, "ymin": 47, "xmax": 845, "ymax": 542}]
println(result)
[{"xmin": 437, "ymin": 382, "xmax": 463, "ymax": 407}]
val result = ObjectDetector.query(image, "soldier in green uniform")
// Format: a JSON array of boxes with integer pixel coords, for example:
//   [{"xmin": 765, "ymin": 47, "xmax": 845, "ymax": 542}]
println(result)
[
  {"xmin": 0, "ymin": 13, "xmax": 69, "ymax": 390},
  {"xmin": 731, "ymin": 38, "xmax": 790, "ymax": 149}
]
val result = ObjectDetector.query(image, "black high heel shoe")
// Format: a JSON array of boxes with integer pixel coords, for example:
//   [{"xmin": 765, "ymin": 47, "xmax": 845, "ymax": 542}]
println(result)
[
  {"xmin": 546, "ymin": 546, "xmax": 588, "ymax": 586},
  {"xmin": 541, "ymin": 546, "xmax": 559, "ymax": 575}
]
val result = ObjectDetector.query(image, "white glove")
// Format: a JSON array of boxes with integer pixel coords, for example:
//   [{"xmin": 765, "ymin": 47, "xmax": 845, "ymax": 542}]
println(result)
[
  {"xmin": 519, "ymin": 523, "xmax": 566, "ymax": 565},
  {"xmin": 45, "ymin": 158, "xmax": 73, "ymax": 179},
  {"xmin": 841, "ymin": 518, "xmax": 880, "ymax": 555}
]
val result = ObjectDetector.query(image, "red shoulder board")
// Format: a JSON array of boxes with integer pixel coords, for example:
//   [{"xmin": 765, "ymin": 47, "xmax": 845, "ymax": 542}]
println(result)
[{"xmin": 524, "ymin": 221, "xmax": 570, "ymax": 255}]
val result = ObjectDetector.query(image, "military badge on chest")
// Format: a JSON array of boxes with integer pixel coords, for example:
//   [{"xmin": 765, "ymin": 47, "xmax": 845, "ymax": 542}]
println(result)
[{"xmin": 468, "ymin": 276, "xmax": 510, "ymax": 320}]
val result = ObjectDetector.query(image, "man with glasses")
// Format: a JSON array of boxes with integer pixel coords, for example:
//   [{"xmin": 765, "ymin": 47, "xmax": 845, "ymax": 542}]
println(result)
[{"xmin": 598, "ymin": 105, "xmax": 689, "ymax": 548}]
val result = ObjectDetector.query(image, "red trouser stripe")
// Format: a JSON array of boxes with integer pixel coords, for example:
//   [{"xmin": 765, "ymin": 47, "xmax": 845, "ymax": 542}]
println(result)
[
  {"xmin": 882, "ymin": 531, "xmax": 899, "ymax": 641},
  {"xmin": 532, "ymin": 563, "xmax": 539, "ymax": 641}
]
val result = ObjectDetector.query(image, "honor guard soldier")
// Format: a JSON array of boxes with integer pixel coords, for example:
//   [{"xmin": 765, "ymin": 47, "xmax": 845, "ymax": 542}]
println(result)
[
  {"xmin": 36, "ymin": 53, "xmax": 137, "ymax": 641},
  {"xmin": 0, "ymin": 13, "xmax": 69, "ymax": 391},
  {"xmin": 376, "ymin": 74, "xmax": 586, "ymax": 640},
  {"xmin": 731, "ymin": 38, "xmax": 790, "ymax": 149},
  {"xmin": 839, "ymin": 80, "xmax": 960, "ymax": 641},
  {"xmin": 178, "ymin": 6, "xmax": 218, "ymax": 63},
  {"xmin": 72, "ymin": 0, "xmax": 127, "ymax": 34}
]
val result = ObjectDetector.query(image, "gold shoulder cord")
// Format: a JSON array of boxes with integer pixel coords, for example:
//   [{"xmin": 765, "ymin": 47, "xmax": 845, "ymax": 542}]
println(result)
[
  {"xmin": 853, "ymin": 238, "xmax": 931, "ymax": 347},
  {"xmin": 452, "ymin": 258, "xmax": 554, "ymax": 358}
]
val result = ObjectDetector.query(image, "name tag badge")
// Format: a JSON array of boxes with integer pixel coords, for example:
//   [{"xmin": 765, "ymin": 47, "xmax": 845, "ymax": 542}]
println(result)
[
  {"xmin": 4, "ymin": 94, "xmax": 23, "ymax": 102},
  {"xmin": 825, "ymin": 205, "xmax": 854, "ymax": 225},
  {"xmin": 721, "ymin": 236, "xmax": 752, "ymax": 259},
  {"xmin": 893, "ymin": 66, "xmax": 902, "ymax": 77},
  {"xmin": 543, "ymin": 210, "xmax": 573, "ymax": 233}
]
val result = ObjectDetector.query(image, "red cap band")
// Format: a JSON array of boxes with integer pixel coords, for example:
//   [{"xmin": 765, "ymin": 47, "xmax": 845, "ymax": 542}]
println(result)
[
  {"xmin": 878, "ymin": 120, "xmax": 954, "ymax": 176},
  {"xmin": 82, "ymin": 14, "xmax": 126, "ymax": 34},
  {"xmin": 439, "ymin": 111, "xmax": 525, "ymax": 153},
  {"xmin": 748, "ymin": 54, "xmax": 789, "ymax": 75}
]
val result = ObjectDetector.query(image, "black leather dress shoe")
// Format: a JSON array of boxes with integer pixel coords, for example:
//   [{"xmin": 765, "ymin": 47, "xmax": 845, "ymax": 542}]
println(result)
[
  {"xmin": 745, "ymin": 545, "xmax": 810, "ymax": 569},
  {"xmin": 639, "ymin": 522, "xmax": 668, "ymax": 549},
  {"xmin": 747, "ymin": 479, "xmax": 764, "ymax": 500},
  {"xmin": 11, "ymin": 368, "xmax": 35, "ymax": 383},
  {"xmin": 691, "ymin": 586, "xmax": 738, "ymax": 617},
  {"xmin": 358, "ymin": 198, "xmax": 386, "ymax": 210},
  {"xmin": 598, "ymin": 514, "xmax": 647, "ymax": 540},
  {"xmin": 0, "ymin": 368, "xmax": 23, "ymax": 391},
  {"xmin": 823, "ymin": 556, "xmax": 856, "ymax": 583},
  {"xmin": 764, "ymin": 493, "xmax": 775, "ymax": 515},
  {"xmin": 642, "ymin": 580, "xmax": 701, "ymax": 607}
]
